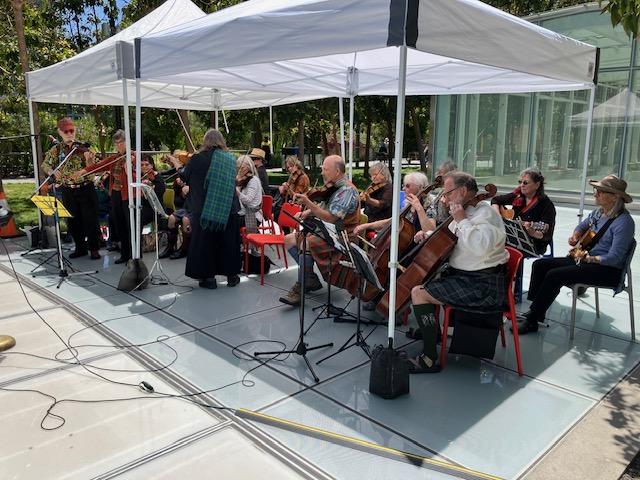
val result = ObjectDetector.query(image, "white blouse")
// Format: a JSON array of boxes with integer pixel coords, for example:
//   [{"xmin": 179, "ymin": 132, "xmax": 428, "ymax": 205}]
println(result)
[{"xmin": 237, "ymin": 175, "xmax": 264, "ymax": 222}]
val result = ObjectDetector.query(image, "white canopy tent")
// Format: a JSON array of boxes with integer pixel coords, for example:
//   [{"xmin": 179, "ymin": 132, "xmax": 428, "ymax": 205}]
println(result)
[{"xmin": 137, "ymin": 0, "xmax": 598, "ymax": 342}]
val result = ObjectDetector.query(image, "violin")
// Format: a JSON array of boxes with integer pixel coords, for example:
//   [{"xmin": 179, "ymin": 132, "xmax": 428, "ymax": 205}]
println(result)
[
  {"xmin": 141, "ymin": 170, "xmax": 157, "ymax": 185},
  {"xmin": 376, "ymin": 183, "xmax": 497, "ymax": 318},
  {"xmin": 306, "ymin": 183, "xmax": 339, "ymax": 203},
  {"xmin": 359, "ymin": 182, "xmax": 386, "ymax": 202},
  {"xmin": 236, "ymin": 172, "xmax": 253, "ymax": 189},
  {"xmin": 283, "ymin": 169, "xmax": 304, "ymax": 202}
]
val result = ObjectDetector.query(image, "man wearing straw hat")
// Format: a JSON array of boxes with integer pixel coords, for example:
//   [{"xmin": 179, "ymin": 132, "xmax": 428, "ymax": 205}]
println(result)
[
  {"xmin": 516, "ymin": 174, "xmax": 635, "ymax": 334},
  {"xmin": 249, "ymin": 148, "xmax": 270, "ymax": 194}
]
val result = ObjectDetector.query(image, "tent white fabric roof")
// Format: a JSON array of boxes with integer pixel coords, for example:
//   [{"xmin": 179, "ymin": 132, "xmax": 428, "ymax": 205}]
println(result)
[
  {"xmin": 139, "ymin": 0, "xmax": 598, "ymax": 99},
  {"xmin": 25, "ymin": 0, "xmax": 311, "ymax": 110},
  {"xmin": 572, "ymin": 87, "xmax": 640, "ymax": 125}
]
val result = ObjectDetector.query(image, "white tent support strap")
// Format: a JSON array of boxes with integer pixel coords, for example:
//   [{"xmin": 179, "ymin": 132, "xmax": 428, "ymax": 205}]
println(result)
[
  {"xmin": 348, "ymin": 96, "xmax": 355, "ymax": 180},
  {"xmin": 135, "ymin": 78, "xmax": 142, "ymax": 259},
  {"xmin": 387, "ymin": 44, "xmax": 409, "ymax": 341},
  {"xmin": 27, "ymin": 99, "xmax": 41, "ymax": 228},
  {"xmin": 122, "ymin": 79, "xmax": 136, "ymax": 254},
  {"xmin": 339, "ymin": 98, "xmax": 345, "ymax": 159},
  {"xmin": 222, "ymin": 109, "xmax": 229, "ymax": 134},
  {"xmin": 578, "ymin": 85, "xmax": 596, "ymax": 221},
  {"xmin": 269, "ymin": 106, "xmax": 273, "ymax": 161}
]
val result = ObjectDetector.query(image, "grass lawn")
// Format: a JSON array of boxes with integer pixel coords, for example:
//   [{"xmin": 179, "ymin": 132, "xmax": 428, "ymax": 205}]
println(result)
[{"xmin": 4, "ymin": 182, "xmax": 38, "ymax": 230}]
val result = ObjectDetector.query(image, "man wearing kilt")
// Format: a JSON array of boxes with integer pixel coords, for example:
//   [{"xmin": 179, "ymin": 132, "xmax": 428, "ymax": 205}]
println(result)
[
  {"xmin": 279, "ymin": 155, "xmax": 360, "ymax": 306},
  {"xmin": 409, "ymin": 171, "xmax": 509, "ymax": 373}
]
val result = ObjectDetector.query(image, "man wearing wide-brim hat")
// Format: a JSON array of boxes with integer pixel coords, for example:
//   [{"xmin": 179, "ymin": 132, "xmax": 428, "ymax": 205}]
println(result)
[
  {"xmin": 516, "ymin": 174, "xmax": 635, "ymax": 334},
  {"xmin": 249, "ymin": 147, "xmax": 270, "ymax": 194}
]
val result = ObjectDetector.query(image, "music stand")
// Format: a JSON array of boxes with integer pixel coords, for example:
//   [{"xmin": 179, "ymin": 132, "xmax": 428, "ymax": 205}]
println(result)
[
  {"xmin": 317, "ymin": 236, "xmax": 383, "ymax": 364},
  {"xmin": 31, "ymin": 147, "xmax": 98, "ymax": 287},
  {"xmin": 503, "ymin": 218, "xmax": 538, "ymax": 258},
  {"xmin": 254, "ymin": 214, "xmax": 333, "ymax": 383},
  {"xmin": 134, "ymin": 182, "xmax": 170, "ymax": 286}
]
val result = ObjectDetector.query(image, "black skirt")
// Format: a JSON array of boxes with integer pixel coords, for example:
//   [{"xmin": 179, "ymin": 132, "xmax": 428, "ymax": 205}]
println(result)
[{"xmin": 185, "ymin": 213, "xmax": 241, "ymax": 280}]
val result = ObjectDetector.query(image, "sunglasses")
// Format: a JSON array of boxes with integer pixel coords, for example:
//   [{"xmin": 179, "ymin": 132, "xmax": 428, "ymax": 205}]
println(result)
[
  {"xmin": 517, "ymin": 180, "xmax": 530, "ymax": 185},
  {"xmin": 61, "ymin": 128, "xmax": 75, "ymax": 134}
]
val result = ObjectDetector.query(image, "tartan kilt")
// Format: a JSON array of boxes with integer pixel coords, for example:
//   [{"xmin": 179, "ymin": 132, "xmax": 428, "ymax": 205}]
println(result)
[
  {"xmin": 300, "ymin": 232, "xmax": 359, "ymax": 295},
  {"xmin": 424, "ymin": 265, "xmax": 509, "ymax": 313}
]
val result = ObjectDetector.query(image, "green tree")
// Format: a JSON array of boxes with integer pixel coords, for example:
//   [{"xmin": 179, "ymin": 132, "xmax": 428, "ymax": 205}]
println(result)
[{"xmin": 600, "ymin": 0, "xmax": 640, "ymax": 39}]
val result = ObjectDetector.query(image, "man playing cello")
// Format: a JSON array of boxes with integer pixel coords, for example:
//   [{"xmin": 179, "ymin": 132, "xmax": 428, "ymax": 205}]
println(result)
[
  {"xmin": 279, "ymin": 155, "xmax": 359, "ymax": 306},
  {"xmin": 408, "ymin": 172, "xmax": 509, "ymax": 373}
]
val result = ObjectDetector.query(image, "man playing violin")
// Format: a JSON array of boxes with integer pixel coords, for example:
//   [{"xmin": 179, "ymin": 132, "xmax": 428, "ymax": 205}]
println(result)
[
  {"xmin": 279, "ymin": 155, "xmax": 359, "ymax": 306},
  {"xmin": 409, "ymin": 172, "xmax": 509, "ymax": 373},
  {"xmin": 361, "ymin": 162, "xmax": 393, "ymax": 223},
  {"xmin": 516, "ymin": 174, "xmax": 635, "ymax": 334},
  {"xmin": 42, "ymin": 117, "xmax": 101, "ymax": 260},
  {"xmin": 75, "ymin": 129, "xmax": 133, "ymax": 263}
]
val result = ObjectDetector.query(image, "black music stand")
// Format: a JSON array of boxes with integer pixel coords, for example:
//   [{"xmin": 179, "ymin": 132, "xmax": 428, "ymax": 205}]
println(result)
[
  {"xmin": 254, "ymin": 214, "xmax": 333, "ymax": 383},
  {"xmin": 317, "ymin": 238, "xmax": 383, "ymax": 364}
]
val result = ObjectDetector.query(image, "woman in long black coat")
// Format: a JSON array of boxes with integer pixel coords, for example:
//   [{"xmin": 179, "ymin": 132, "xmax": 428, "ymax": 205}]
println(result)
[{"xmin": 180, "ymin": 129, "xmax": 241, "ymax": 289}]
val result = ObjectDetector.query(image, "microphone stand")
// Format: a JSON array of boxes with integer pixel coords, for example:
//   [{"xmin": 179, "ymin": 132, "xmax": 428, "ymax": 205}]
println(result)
[
  {"xmin": 32, "ymin": 144, "xmax": 97, "ymax": 287},
  {"xmin": 254, "ymin": 215, "xmax": 333, "ymax": 383}
]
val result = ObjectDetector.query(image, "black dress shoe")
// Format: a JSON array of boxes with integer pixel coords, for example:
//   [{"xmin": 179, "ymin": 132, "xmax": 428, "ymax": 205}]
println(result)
[
  {"xmin": 199, "ymin": 279, "xmax": 217, "ymax": 289},
  {"xmin": 69, "ymin": 250, "xmax": 88, "ymax": 259},
  {"xmin": 114, "ymin": 257, "xmax": 128, "ymax": 264},
  {"xmin": 158, "ymin": 249, "xmax": 173, "ymax": 259},
  {"xmin": 169, "ymin": 249, "xmax": 187, "ymax": 260},
  {"xmin": 515, "ymin": 319, "xmax": 539, "ymax": 335},
  {"xmin": 227, "ymin": 275, "xmax": 240, "ymax": 287}
]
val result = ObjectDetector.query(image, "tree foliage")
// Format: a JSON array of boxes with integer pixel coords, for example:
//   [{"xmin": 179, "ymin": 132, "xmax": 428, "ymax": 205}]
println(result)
[{"xmin": 599, "ymin": 0, "xmax": 640, "ymax": 39}]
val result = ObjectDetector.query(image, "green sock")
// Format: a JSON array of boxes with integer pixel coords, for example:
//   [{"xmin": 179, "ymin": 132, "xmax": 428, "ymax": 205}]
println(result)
[{"xmin": 413, "ymin": 303, "xmax": 437, "ymax": 366}]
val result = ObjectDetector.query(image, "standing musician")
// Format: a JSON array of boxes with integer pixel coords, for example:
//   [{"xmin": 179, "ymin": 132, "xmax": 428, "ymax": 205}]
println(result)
[
  {"xmin": 236, "ymin": 155, "xmax": 264, "ymax": 234},
  {"xmin": 74, "ymin": 129, "xmax": 133, "ymax": 264},
  {"xmin": 409, "ymin": 172, "xmax": 509, "ymax": 373},
  {"xmin": 42, "ymin": 117, "xmax": 101, "ymax": 260},
  {"xmin": 361, "ymin": 162, "xmax": 393, "ymax": 223},
  {"xmin": 279, "ymin": 155, "xmax": 360, "ymax": 306},
  {"xmin": 516, "ymin": 174, "xmax": 635, "ymax": 334},
  {"xmin": 278, "ymin": 155, "xmax": 310, "ymax": 202},
  {"xmin": 491, "ymin": 167, "xmax": 556, "ymax": 255}
]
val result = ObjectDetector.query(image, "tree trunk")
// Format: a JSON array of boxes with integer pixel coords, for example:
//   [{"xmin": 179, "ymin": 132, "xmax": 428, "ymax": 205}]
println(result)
[
  {"xmin": 410, "ymin": 106, "xmax": 427, "ymax": 171},
  {"xmin": 210, "ymin": 111, "xmax": 216, "ymax": 129},
  {"xmin": 321, "ymin": 132, "xmax": 329, "ymax": 158},
  {"xmin": 177, "ymin": 110, "xmax": 194, "ymax": 152},
  {"xmin": 297, "ymin": 119, "xmax": 305, "ymax": 166},
  {"xmin": 92, "ymin": 106, "xmax": 107, "ymax": 154},
  {"xmin": 355, "ymin": 122, "xmax": 361, "ymax": 169},
  {"xmin": 252, "ymin": 119, "xmax": 263, "ymax": 148},
  {"xmin": 364, "ymin": 119, "xmax": 372, "ymax": 178},
  {"xmin": 11, "ymin": 0, "xmax": 43, "ymax": 180}
]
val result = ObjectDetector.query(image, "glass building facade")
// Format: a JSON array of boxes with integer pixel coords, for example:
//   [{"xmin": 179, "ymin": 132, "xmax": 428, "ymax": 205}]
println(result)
[{"xmin": 431, "ymin": 3, "xmax": 640, "ymax": 196}]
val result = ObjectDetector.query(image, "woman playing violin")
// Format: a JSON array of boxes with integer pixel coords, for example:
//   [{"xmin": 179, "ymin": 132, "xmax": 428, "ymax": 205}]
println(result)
[
  {"xmin": 278, "ymin": 156, "xmax": 310, "ymax": 201},
  {"xmin": 236, "ymin": 154, "xmax": 264, "ymax": 234},
  {"xmin": 140, "ymin": 156, "xmax": 166, "ymax": 239},
  {"xmin": 491, "ymin": 167, "xmax": 556, "ymax": 255},
  {"xmin": 361, "ymin": 162, "xmax": 392, "ymax": 222},
  {"xmin": 75, "ymin": 129, "xmax": 133, "ymax": 263}
]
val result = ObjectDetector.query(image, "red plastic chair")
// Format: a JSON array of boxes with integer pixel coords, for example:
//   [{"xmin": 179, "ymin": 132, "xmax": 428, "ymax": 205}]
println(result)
[
  {"xmin": 258, "ymin": 195, "xmax": 276, "ymax": 235},
  {"xmin": 438, "ymin": 246, "xmax": 524, "ymax": 376},
  {"xmin": 245, "ymin": 203, "xmax": 302, "ymax": 285}
]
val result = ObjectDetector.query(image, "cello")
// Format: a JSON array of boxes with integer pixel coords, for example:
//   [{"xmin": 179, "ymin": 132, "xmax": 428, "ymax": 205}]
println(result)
[
  {"xmin": 376, "ymin": 183, "xmax": 497, "ymax": 319},
  {"xmin": 358, "ymin": 176, "xmax": 444, "ymax": 302}
]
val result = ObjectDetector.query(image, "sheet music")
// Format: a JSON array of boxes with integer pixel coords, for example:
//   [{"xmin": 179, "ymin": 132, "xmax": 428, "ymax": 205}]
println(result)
[
  {"xmin": 348, "ymin": 242, "xmax": 384, "ymax": 291},
  {"xmin": 503, "ymin": 218, "xmax": 538, "ymax": 257},
  {"xmin": 321, "ymin": 220, "xmax": 346, "ymax": 253},
  {"xmin": 132, "ymin": 182, "xmax": 168, "ymax": 219}
]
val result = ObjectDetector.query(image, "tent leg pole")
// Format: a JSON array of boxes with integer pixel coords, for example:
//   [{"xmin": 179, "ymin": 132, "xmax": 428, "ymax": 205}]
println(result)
[
  {"xmin": 348, "ymin": 96, "xmax": 355, "ymax": 180},
  {"xmin": 269, "ymin": 105, "xmax": 273, "ymax": 164},
  {"xmin": 122, "ymin": 79, "xmax": 136, "ymax": 257},
  {"xmin": 27, "ymin": 98, "xmax": 42, "ymax": 229},
  {"xmin": 339, "ymin": 97, "xmax": 345, "ymax": 159},
  {"xmin": 387, "ymin": 45, "xmax": 408, "ymax": 341},
  {"xmin": 578, "ymin": 86, "xmax": 596, "ymax": 221},
  {"xmin": 135, "ymin": 78, "xmax": 142, "ymax": 259}
]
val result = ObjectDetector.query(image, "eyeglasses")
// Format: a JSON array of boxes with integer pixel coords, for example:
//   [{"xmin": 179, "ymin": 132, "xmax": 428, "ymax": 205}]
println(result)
[
  {"xmin": 441, "ymin": 186, "xmax": 461, "ymax": 197},
  {"xmin": 61, "ymin": 128, "xmax": 75, "ymax": 134},
  {"xmin": 517, "ymin": 180, "xmax": 530, "ymax": 185}
]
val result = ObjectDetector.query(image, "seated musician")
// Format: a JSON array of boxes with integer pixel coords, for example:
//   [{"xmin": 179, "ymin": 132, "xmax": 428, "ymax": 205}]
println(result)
[
  {"xmin": 516, "ymin": 174, "xmax": 635, "ymax": 334},
  {"xmin": 355, "ymin": 172, "xmax": 432, "ymax": 237},
  {"xmin": 236, "ymin": 155, "xmax": 264, "ymax": 234},
  {"xmin": 140, "ymin": 156, "xmax": 167, "ymax": 236},
  {"xmin": 279, "ymin": 155, "xmax": 359, "ymax": 306},
  {"xmin": 409, "ymin": 172, "xmax": 509, "ymax": 373},
  {"xmin": 75, "ymin": 129, "xmax": 133, "ymax": 264},
  {"xmin": 278, "ymin": 155, "xmax": 310, "ymax": 199},
  {"xmin": 160, "ymin": 176, "xmax": 192, "ymax": 259},
  {"xmin": 491, "ymin": 167, "xmax": 556, "ymax": 255},
  {"xmin": 361, "ymin": 162, "xmax": 392, "ymax": 223}
]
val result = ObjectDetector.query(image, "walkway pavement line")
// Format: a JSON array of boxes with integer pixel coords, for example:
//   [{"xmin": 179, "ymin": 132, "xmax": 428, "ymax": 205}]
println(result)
[{"xmin": 236, "ymin": 408, "xmax": 503, "ymax": 480}]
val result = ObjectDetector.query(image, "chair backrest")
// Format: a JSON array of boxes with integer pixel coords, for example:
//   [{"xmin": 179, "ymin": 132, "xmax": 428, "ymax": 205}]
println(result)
[
  {"xmin": 615, "ymin": 239, "xmax": 636, "ymax": 295},
  {"xmin": 360, "ymin": 212, "xmax": 369, "ymax": 225},
  {"xmin": 163, "ymin": 189, "xmax": 176, "ymax": 212},
  {"xmin": 278, "ymin": 203, "xmax": 302, "ymax": 230},
  {"xmin": 262, "ymin": 195, "xmax": 274, "ymax": 219},
  {"xmin": 505, "ymin": 246, "xmax": 524, "ymax": 285}
]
